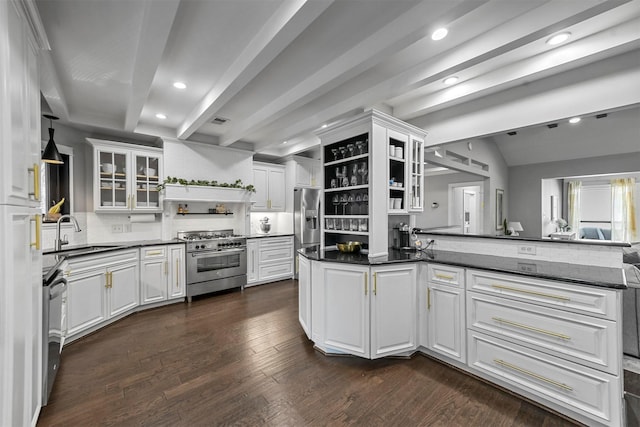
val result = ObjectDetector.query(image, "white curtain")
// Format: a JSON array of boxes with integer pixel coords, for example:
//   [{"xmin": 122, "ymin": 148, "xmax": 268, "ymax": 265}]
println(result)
[
  {"xmin": 567, "ymin": 181, "xmax": 581, "ymax": 233},
  {"xmin": 611, "ymin": 178, "xmax": 637, "ymax": 242}
]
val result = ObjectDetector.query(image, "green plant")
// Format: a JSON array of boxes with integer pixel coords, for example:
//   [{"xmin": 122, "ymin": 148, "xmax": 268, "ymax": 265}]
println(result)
[{"xmin": 156, "ymin": 176, "xmax": 256, "ymax": 192}]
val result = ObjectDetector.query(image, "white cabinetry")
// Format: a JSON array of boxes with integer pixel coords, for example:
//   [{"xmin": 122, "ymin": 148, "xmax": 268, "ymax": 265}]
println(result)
[
  {"xmin": 426, "ymin": 264, "xmax": 466, "ymax": 363},
  {"xmin": 298, "ymin": 254, "xmax": 312, "ymax": 339},
  {"xmin": 252, "ymin": 162, "xmax": 285, "ymax": 211},
  {"xmin": 285, "ymin": 156, "xmax": 321, "ymax": 188},
  {"xmin": 466, "ymin": 269, "xmax": 623, "ymax": 427},
  {"xmin": 65, "ymin": 250, "xmax": 139, "ymax": 341},
  {"xmin": 246, "ymin": 236, "xmax": 294, "ymax": 286},
  {"xmin": 310, "ymin": 261, "xmax": 416, "ymax": 359},
  {"xmin": 0, "ymin": 1, "xmax": 46, "ymax": 425},
  {"xmin": 140, "ymin": 244, "xmax": 186, "ymax": 304},
  {"xmin": 87, "ymin": 139, "xmax": 163, "ymax": 213}
]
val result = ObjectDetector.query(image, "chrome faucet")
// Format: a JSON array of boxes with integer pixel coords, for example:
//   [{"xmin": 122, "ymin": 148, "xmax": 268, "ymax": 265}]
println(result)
[{"xmin": 55, "ymin": 215, "xmax": 82, "ymax": 251}]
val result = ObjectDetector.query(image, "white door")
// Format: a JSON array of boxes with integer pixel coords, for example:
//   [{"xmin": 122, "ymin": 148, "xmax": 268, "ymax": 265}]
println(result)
[
  {"xmin": 463, "ymin": 190, "xmax": 478, "ymax": 234},
  {"xmin": 168, "ymin": 245, "xmax": 186, "ymax": 299},
  {"xmin": 140, "ymin": 258, "xmax": 167, "ymax": 304},
  {"xmin": 428, "ymin": 283, "xmax": 466, "ymax": 363},
  {"xmin": 67, "ymin": 269, "xmax": 108, "ymax": 337},
  {"xmin": 370, "ymin": 265, "xmax": 417, "ymax": 358},
  {"xmin": 317, "ymin": 263, "xmax": 370, "ymax": 358},
  {"xmin": 108, "ymin": 262, "xmax": 139, "ymax": 317}
]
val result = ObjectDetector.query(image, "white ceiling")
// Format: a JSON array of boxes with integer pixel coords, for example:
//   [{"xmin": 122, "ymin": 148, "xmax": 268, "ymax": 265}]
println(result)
[{"xmin": 36, "ymin": 0, "xmax": 640, "ymax": 161}]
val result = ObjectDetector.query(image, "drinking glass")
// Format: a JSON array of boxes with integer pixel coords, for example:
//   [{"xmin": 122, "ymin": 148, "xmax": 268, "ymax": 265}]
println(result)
[
  {"xmin": 332, "ymin": 195, "xmax": 340, "ymax": 214},
  {"xmin": 339, "ymin": 146, "xmax": 347, "ymax": 159},
  {"xmin": 331, "ymin": 148, "xmax": 339, "ymax": 161},
  {"xmin": 355, "ymin": 193, "xmax": 362, "ymax": 215},
  {"xmin": 341, "ymin": 166, "xmax": 349, "ymax": 187},
  {"xmin": 350, "ymin": 164, "xmax": 358, "ymax": 186},
  {"xmin": 355, "ymin": 140, "xmax": 364, "ymax": 155},
  {"xmin": 347, "ymin": 143, "xmax": 355, "ymax": 158},
  {"xmin": 350, "ymin": 218, "xmax": 358, "ymax": 231},
  {"xmin": 347, "ymin": 194, "xmax": 355, "ymax": 215},
  {"xmin": 362, "ymin": 193, "xmax": 369, "ymax": 213},
  {"xmin": 335, "ymin": 217, "xmax": 342, "ymax": 230},
  {"xmin": 335, "ymin": 167, "xmax": 342, "ymax": 186},
  {"xmin": 359, "ymin": 218, "xmax": 368, "ymax": 232},
  {"xmin": 340, "ymin": 193, "xmax": 348, "ymax": 215},
  {"xmin": 330, "ymin": 178, "xmax": 337, "ymax": 189}
]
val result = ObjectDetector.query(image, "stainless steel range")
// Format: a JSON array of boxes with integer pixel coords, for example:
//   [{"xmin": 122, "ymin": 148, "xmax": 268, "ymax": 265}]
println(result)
[{"xmin": 178, "ymin": 229, "xmax": 247, "ymax": 302}]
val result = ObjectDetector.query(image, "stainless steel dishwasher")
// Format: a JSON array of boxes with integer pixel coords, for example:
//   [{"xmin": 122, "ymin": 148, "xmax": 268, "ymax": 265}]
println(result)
[{"xmin": 42, "ymin": 269, "xmax": 67, "ymax": 405}]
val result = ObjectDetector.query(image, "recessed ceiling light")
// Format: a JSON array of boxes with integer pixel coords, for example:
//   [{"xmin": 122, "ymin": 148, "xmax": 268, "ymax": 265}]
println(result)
[
  {"xmin": 569, "ymin": 117, "xmax": 581, "ymax": 124},
  {"xmin": 173, "ymin": 82, "xmax": 187, "ymax": 89},
  {"xmin": 155, "ymin": 113, "xmax": 167, "ymax": 120},
  {"xmin": 431, "ymin": 27, "xmax": 448, "ymax": 41},
  {"xmin": 282, "ymin": 140, "xmax": 288, "ymax": 144},
  {"xmin": 443, "ymin": 76, "xmax": 458, "ymax": 85},
  {"xmin": 546, "ymin": 32, "xmax": 571, "ymax": 46},
  {"xmin": 321, "ymin": 124, "xmax": 328, "ymax": 129}
]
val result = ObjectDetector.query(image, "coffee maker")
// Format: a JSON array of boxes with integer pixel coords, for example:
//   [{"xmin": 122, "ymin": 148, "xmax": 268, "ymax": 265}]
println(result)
[{"xmin": 393, "ymin": 222, "xmax": 413, "ymax": 250}]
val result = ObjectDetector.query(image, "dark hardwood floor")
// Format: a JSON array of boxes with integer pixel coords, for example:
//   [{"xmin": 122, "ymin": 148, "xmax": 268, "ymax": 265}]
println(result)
[{"xmin": 38, "ymin": 279, "xmax": 578, "ymax": 426}]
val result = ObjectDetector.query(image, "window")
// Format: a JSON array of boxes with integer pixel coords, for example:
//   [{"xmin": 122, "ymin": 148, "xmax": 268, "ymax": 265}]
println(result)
[{"xmin": 41, "ymin": 145, "xmax": 73, "ymax": 223}]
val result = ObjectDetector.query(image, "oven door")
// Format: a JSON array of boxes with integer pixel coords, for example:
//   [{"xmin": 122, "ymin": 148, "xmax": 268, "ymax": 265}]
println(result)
[{"xmin": 187, "ymin": 248, "xmax": 247, "ymax": 283}]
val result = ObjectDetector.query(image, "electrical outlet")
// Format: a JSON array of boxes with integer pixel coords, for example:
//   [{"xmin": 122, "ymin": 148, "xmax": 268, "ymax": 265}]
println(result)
[
  {"xmin": 518, "ymin": 245, "xmax": 536, "ymax": 255},
  {"xmin": 111, "ymin": 224, "xmax": 123, "ymax": 233}
]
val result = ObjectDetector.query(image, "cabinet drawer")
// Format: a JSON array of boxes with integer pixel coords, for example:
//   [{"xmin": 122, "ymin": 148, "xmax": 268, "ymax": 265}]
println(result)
[
  {"xmin": 469, "ymin": 332, "xmax": 621, "ymax": 427},
  {"xmin": 67, "ymin": 249, "xmax": 139, "ymax": 274},
  {"xmin": 467, "ymin": 269, "xmax": 618, "ymax": 320},
  {"xmin": 467, "ymin": 292, "xmax": 618, "ymax": 374},
  {"xmin": 259, "ymin": 245, "xmax": 293, "ymax": 264},
  {"xmin": 258, "ymin": 236, "xmax": 293, "ymax": 248},
  {"xmin": 140, "ymin": 246, "xmax": 166, "ymax": 259},
  {"xmin": 427, "ymin": 264, "xmax": 463, "ymax": 287},
  {"xmin": 258, "ymin": 261, "xmax": 293, "ymax": 281}
]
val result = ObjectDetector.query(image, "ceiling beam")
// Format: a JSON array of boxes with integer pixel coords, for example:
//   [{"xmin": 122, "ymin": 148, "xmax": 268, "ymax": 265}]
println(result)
[
  {"xmin": 177, "ymin": 0, "xmax": 334, "ymax": 140},
  {"xmin": 39, "ymin": 50, "xmax": 69, "ymax": 121},
  {"xmin": 124, "ymin": 0, "xmax": 180, "ymax": 131},
  {"xmin": 218, "ymin": 0, "xmax": 477, "ymax": 147}
]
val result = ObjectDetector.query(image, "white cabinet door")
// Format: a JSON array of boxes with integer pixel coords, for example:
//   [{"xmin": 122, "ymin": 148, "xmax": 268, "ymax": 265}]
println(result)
[
  {"xmin": 298, "ymin": 255, "xmax": 312, "ymax": 339},
  {"xmin": 370, "ymin": 264, "xmax": 417, "ymax": 358},
  {"xmin": 108, "ymin": 262, "xmax": 139, "ymax": 317},
  {"xmin": 428, "ymin": 283, "xmax": 466, "ymax": 363},
  {"xmin": 168, "ymin": 245, "xmax": 186, "ymax": 299},
  {"xmin": 417, "ymin": 264, "xmax": 429, "ymax": 348},
  {"xmin": 314, "ymin": 263, "xmax": 370, "ymax": 358},
  {"xmin": 252, "ymin": 163, "xmax": 285, "ymax": 211},
  {"xmin": 246, "ymin": 239, "xmax": 259, "ymax": 284},
  {"xmin": 0, "ymin": 206, "xmax": 41, "ymax": 427},
  {"xmin": 67, "ymin": 269, "xmax": 108, "ymax": 337},
  {"xmin": 267, "ymin": 167, "xmax": 285, "ymax": 211},
  {"xmin": 140, "ymin": 257, "xmax": 167, "ymax": 304}
]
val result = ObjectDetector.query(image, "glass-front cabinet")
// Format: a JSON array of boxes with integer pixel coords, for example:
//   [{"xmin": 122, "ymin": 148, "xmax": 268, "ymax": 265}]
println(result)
[
  {"xmin": 408, "ymin": 136, "xmax": 424, "ymax": 212},
  {"xmin": 88, "ymin": 138, "xmax": 163, "ymax": 213},
  {"xmin": 323, "ymin": 132, "xmax": 369, "ymax": 251},
  {"xmin": 317, "ymin": 110, "xmax": 427, "ymax": 259}
]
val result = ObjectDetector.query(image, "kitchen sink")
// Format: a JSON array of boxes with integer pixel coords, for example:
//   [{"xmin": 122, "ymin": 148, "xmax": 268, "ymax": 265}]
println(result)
[{"xmin": 44, "ymin": 245, "xmax": 123, "ymax": 258}]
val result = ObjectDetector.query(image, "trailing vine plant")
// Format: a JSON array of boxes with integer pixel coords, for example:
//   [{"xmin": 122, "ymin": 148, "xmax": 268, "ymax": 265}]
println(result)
[{"xmin": 157, "ymin": 176, "xmax": 255, "ymax": 193}]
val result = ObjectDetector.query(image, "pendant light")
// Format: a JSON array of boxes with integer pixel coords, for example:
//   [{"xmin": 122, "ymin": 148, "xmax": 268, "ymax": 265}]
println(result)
[{"xmin": 42, "ymin": 114, "xmax": 64, "ymax": 164}]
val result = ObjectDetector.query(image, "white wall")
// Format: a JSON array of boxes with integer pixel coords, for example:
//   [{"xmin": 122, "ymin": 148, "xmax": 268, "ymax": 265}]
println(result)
[
  {"xmin": 415, "ymin": 171, "xmax": 479, "ymax": 229},
  {"xmin": 541, "ymin": 178, "xmax": 562, "ymax": 237}
]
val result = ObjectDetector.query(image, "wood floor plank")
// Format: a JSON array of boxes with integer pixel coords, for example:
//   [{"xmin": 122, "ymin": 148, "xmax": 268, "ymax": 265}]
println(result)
[{"xmin": 37, "ymin": 279, "xmax": 579, "ymax": 426}]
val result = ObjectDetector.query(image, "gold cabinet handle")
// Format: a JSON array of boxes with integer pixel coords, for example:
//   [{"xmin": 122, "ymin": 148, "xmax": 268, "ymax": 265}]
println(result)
[
  {"xmin": 364, "ymin": 272, "xmax": 368, "ymax": 296},
  {"xmin": 427, "ymin": 288, "xmax": 431, "ymax": 310},
  {"xmin": 148, "ymin": 250, "xmax": 163, "ymax": 256},
  {"xmin": 373, "ymin": 272, "xmax": 377, "ymax": 296},
  {"xmin": 164, "ymin": 260, "xmax": 168, "ymax": 276},
  {"xmin": 176, "ymin": 259, "xmax": 180, "ymax": 288},
  {"xmin": 492, "ymin": 317, "xmax": 571, "ymax": 340},
  {"xmin": 295, "ymin": 256, "xmax": 299, "ymax": 274},
  {"xmin": 30, "ymin": 214, "xmax": 41, "ymax": 250},
  {"xmin": 435, "ymin": 273, "xmax": 454, "ymax": 280},
  {"xmin": 494, "ymin": 359, "xmax": 573, "ymax": 391},
  {"xmin": 28, "ymin": 163, "xmax": 40, "ymax": 200},
  {"xmin": 105, "ymin": 271, "xmax": 110, "ymax": 289},
  {"xmin": 491, "ymin": 284, "xmax": 570, "ymax": 302}
]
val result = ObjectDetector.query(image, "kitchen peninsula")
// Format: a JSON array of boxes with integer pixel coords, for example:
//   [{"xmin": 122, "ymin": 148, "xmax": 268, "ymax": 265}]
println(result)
[{"xmin": 298, "ymin": 233, "xmax": 630, "ymax": 427}]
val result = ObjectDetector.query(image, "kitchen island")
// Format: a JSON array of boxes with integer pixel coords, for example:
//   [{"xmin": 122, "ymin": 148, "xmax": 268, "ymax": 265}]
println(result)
[{"xmin": 298, "ymin": 236, "xmax": 629, "ymax": 427}]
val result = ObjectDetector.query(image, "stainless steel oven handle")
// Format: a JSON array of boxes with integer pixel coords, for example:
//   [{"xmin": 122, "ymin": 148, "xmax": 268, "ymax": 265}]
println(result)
[{"xmin": 190, "ymin": 248, "xmax": 246, "ymax": 258}]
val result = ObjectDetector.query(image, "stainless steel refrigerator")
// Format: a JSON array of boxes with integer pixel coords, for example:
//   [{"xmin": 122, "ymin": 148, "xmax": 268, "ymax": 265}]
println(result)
[{"xmin": 294, "ymin": 187, "xmax": 321, "ymax": 278}]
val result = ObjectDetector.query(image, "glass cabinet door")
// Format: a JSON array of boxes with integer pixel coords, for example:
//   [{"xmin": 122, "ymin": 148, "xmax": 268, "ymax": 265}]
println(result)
[
  {"xmin": 98, "ymin": 149, "xmax": 129, "ymax": 209},
  {"xmin": 134, "ymin": 153, "xmax": 160, "ymax": 209},
  {"xmin": 409, "ymin": 137, "xmax": 424, "ymax": 211}
]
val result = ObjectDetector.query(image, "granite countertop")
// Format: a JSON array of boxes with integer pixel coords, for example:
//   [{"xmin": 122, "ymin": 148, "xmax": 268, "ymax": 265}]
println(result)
[
  {"xmin": 298, "ymin": 245, "xmax": 627, "ymax": 289},
  {"xmin": 413, "ymin": 228, "xmax": 632, "ymax": 247},
  {"xmin": 246, "ymin": 232, "xmax": 294, "ymax": 239},
  {"xmin": 42, "ymin": 239, "xmax": 185, "ymax": 281}
]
